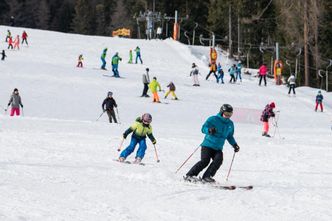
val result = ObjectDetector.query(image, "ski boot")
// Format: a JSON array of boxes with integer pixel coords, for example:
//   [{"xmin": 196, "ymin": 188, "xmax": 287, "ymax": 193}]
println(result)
[
  {"xmin": 202, "ymin": 176, "xmax": 216, "ymax": 183},
  {"xmin": 133, "ymin": 157, "xmax": 142, "ymax": 164}
]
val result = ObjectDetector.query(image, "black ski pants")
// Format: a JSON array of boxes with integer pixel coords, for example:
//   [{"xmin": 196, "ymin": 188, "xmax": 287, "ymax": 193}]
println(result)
[
  {"xmin": 142, "ymin": 83, "xmax": 149, "ymax": 96},
  {"xmin": 288, "ymin": 84, "xmax": 296, "ymax": 94},
  {"xmin": 106, "ymin": 109, "xmax": 117, "ymax": 123},
  {"xmin": 206, "ymin": 71, "xmax": 217, "ymax": 80},
  {"xmin": 186, "ymin": 147, "xmax": 223, "ymax": 179},
  {"xmin": 259, "ymin": 75, "xmax": 267, "ymax": 86}
]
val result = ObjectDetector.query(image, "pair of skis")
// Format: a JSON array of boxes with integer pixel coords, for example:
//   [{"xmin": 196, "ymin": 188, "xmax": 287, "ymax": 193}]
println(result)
[{"xmin": 183, "ymin": 177, "xmax": 253, "ymax": 190}]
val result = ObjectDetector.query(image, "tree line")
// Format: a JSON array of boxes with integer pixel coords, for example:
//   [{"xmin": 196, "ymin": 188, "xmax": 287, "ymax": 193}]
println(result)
[{"xmin": 0, "ymin": 0, "xmax": 331, "ymax": 89}]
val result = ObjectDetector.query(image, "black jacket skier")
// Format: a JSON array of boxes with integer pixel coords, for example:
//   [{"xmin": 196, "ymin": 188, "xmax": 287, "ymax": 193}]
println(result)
[
  {"xmin": 1, "ymin": 50, "xmax": 6, "ymax": 61},
  {"xmin": 102, "ymin": 92, "xmax": 118, "ymax": 123}
]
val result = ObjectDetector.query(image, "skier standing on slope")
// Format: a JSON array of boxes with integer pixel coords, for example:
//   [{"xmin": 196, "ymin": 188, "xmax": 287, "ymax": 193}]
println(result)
[
  {"xmin": 128, "ymin": 49, "xmax": 133, "ymax": 64},
  {"xmin": 315, "ymin": 91, "xmax": 324, "ymax": 112},
  {"xmin": 206, "ymin": 63, "xmax": 217, "ymax": 81},
  {"xmin": 190, "ymin": 63, "xmax": 200, "ymax": 86},
  {"xmin": 1, "ymin": 50, "xmax": 6, "ymax": 61},
  {"xmin": 5, "ymin": 30, "xmax": 11, "ymax": 42},
  {"xmin": 102, "ymin": 91, "xmax": 118, "ymax": 123},
  {"xmin": 21, "ymin": 31, "xmax": 28, "ymax": 45},
  {"xmin": 101, "ymin": 48, "xmax": 108, "ymax": 70},
  {"xmin": 258, "ymin": 63, "xmax": 268, "ymax": 86},
  {"xmin": 13, "ymin": 35, "xmax": 20, "ymax": 50},
  {"xmin": 77, "ymin": 54, "xmax": 84, "ymax": 67},
  {"xmin": 8, "ymin": 36, "xmax": 13, "ymax": 49},
  {"xmin": 260, "ymin": 102, "xmax": 276, "ymax": 137},
  {"xmin": 184, "ymin": 104, "xmax": 240, "ymax": 183},
  {"xmin": 135, "ymin": 46, "xmax": 143, "ymax": 64},
  {"xmin": 149, "ymin": 77, "xmax": 162, "ymax": 103},
  {"xmin": 236, "ymin": 61, "xmax": 242, "ymax": 82},
  {"xmin": 111, "ymin": 52, "xmax": 122, "ymax": 77},
  {"xmin": 119, "ymin": 113, "xmax": 157, "ymax": 163},
  {"xmin": 216, "ymin": 63, "xmax": 224, "ymax": 84},
  {"xmin": 6, "ymin": 88, "xmax": 23, "ymax": 117},
  {"xmin": 228, "ymin": 64, "xmax": 237, "ymax": 83},
  {"xmin": 164, "ymin": 81, "xmax": 178, "ymax": 100},
  {"xmin": 287, "ymin": 74, "xmax": 296, "ymax": 95},
  {"xmin": 141, "ymin": 68, "xmax": 150, "ymax": 97}
]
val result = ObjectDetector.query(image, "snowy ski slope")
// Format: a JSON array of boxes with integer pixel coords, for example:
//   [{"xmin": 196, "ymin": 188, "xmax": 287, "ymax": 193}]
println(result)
[{"xmin": 0, "ymin": 26, "xmax": 332, "ymax": 221}]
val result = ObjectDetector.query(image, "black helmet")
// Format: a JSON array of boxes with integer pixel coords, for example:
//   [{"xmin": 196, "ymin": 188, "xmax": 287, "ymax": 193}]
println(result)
[
  {"xmin": 220, "ymin": 104, "xmax": 233, "ymax": 115},
  {"xmin": 142, "ymin": 113, "xmax": 152, "ymax": 124},
  {"xmin": 146, "ymin": 68, "xmax": 149, "ymax": 72}
]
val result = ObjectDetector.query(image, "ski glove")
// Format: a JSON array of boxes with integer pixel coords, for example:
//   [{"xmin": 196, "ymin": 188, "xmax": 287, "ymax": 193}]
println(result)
[
  {"xmin": 208, "ymin": 127, "xmax": 217, "ymax": 135},
  {"xmin": 7, "ymin": 103, "xmax": 10, "ymax": 106},
  {"xmin": 123, "ymin": 134, "xmax": 127, "ymax": 139},
  {"xmin": 20, "ymin": 104, "xmax": 23, "ymax": 108},
  {"xmin": 152, "ymin": 140, "xmax": 157, "ymax": 145},
  {"xmin": 233, "ymin": 144, "xmax": 240, "ymax": 152}
]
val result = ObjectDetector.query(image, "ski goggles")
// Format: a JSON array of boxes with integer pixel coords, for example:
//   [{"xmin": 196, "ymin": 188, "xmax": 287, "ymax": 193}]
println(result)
[{"xmin": 223, "ymin": 111, "xmax": 233, "ymax": 118}]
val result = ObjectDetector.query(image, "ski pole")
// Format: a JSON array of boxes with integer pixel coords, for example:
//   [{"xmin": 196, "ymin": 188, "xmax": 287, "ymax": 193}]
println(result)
[
  {"xmin": 96, "ymin": 111, "xmax": 105, "ymax": 121},
  {"xmin": 226, "ymin": 152, "xmax": 236, "ymax": 181},
  {"xmin": 115, "ymin": 107, "xmax": 121, "ymax": 124},
  {"xmin": 117, "ymin": 138, "xmax": 125, "ymax": 152},
  {"xmin": 153, "ymin": 144, "xmax": 160, "ymax": 163},
  {"xmin": 21, "ymin": 107, "xmax": 24, "ymax": 117},
  {"xmin": 175, "ymin": 145, "xmax": 200, "ymax": 173}
]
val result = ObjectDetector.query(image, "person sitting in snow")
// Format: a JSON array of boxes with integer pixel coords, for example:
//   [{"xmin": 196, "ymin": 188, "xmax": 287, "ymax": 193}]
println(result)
[
  {"xmin": 118, "ymin": 113, "xmax": 156, "ymax": 163},
  {"xmin": 190, "ymin": 63, "xmax": 200, "ymax": 86},
  {"xmin": 315, "ymin": 90, "xmax": 324, "ymax": 112},
  {"xmin": 260, "ymin": 102, "xmax": 276, "ymax": 137},
  {"xmin": 164, "ymin": 81, "xmax": 178, "ymax": 100},
  {"xmin": 77, "ymin": 54, "xmax": 84, "ymax": 68}
]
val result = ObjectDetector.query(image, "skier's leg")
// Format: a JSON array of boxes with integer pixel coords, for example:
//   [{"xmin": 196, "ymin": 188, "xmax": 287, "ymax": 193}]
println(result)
[
  {"xmin": 164, "ymin": 90, "xmax": 170, "ymax": 98},
  {"xmin": 110, "ymin": 109, "xmax": 117, "ymax": 123},
  {"xmin": 171, "ymin": 91, "xmax": 177, "ymax": 99},
  {"xmin": 288, "ymin": 86, "xmax": 291, "ymax": 94},
  {"xmin": 202, "ymin": 150, "xmax": 223, "ymax": 178},
  {"xmin": 315, "ymin": 102, "xmax": 319, "ymax": 111},
  {"xmin": 292, "ymin": 86, "xmax": 296, "ymax": 94},
  {"xmin": 263, "ymin": 121, "xmax": 269, "ymax": 135},
  {"xmin": 120, "ymin": 137, "xmax": 138, "ymax": 159},
  {"xmin": 10, "ymin": 108, "xmax": 15, "ymax": 116},
  {"xmin": 136, "ymin": 139, "xmax": 147, "ymax": 159},
  {"xmin": 320, "ymin": 103, "xmax": 323, "ymax": 112},
  {"xmin": 259, "ymin": 76, "xmax": 262, "ymax": 85},
  {"xmin": 186, "ymin": 147, "xmax": 212, "ymax": 177},
  {"xmin": 264, "ymin": 76, "xmax": 267, "ymax": 86},
  {"xmin": 106, "ymin": 110, "xmax": 112, "ymax": 123}
]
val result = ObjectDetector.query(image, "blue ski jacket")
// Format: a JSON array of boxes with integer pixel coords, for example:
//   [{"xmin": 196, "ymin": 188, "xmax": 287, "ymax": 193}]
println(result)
[{"xmin": 200, "ymin": 113, "xmax": 236, "ymax": 151}]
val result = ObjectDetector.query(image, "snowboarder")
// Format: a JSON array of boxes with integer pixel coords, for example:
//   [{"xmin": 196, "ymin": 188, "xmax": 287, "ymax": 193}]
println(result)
[
  {"xmin": 8, "ymin": 36, "xmax": 13, "ymax": 49},
  {"xmin": 164, "ymin": 82, "xmax": 178, "ymax": 100},
  {"xmin": 13, "ymin": 35, "xmax": 20, "ymax": 50},
  {"xmin": 287, "ymin": 74, "xmax": 296, "ymax": 95},
  {"xmin": 315, "ymin": 91, "xmax": 324, "ymax": 112},
  {"xmin": 149, "ymin": 77, "xmax": 162, "ymax": 103},
  {"xmin": 236, "ymin": 61, "xmax": 242, "ymax": 82},
  {"xmin": 5, "ymin": 30, "xmax": 11, "ymax": 42},
  {"xmin": 190, "ymin": 63, "xmax": 200, "ymax": 86},
  {"xmin": 135, "ymin": 46, "xmax": 143, "ymax": 64},
  {"xmin": 21, "ymin": 30, "xmax": 28, "ymax": 45},
  {"xmin": 258, "ymin": 64, "xmax": 268, "ymax": 86},
  {"xmin": 184, "ymin": 104, "xmax": 240, "ymax": 183},
  {"xmin": 77, "ymin": 54, "xmax": 83, "ymax": 68},
  {"xmin": 206, "ymin": 63, "xmax": 217, "ymax": 81},
  {"xmin": 216, "ymin": 63, "xmax": 224, "ymax": 84},
  {"xmin": 141, "ymin": 68, "xmax": 150, "ymax": 97},
  {"xmin": 102, "ymin": 91, "xmax": 118, "ymax": 123},
  {"xmin": 1, "ymin": 50, "xmax": 6, "ymax": 61},
  {"xmin": 260, "ymin": 102, "xmax": 276, "ymax": 137},
  {"xmin": 228, "ymin": 64, "xmax": 237, "ymax": 83},
  {"xmin": 111, "ymin": 52, "xmax": 122, "ymax": 77},
  {"xmin": 101, "ymin": 48, "xmax": 108, "ymax": 70},
  {"xmin": 6, "ymin": 88, "xmax": 23, "ymax": 117},
  {"xmin": 128, "ymin": 49, "xmax": 133, "ymax": 64},
  {"xmin": 119, "ymin": 113, "xmax": 157, "ymax": 163}
]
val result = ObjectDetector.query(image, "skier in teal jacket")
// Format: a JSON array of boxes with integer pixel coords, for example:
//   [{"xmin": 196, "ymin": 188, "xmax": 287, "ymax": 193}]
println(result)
[{"xmin": 185, "ymin": 104, "xmax": 240, "ymax": 183}]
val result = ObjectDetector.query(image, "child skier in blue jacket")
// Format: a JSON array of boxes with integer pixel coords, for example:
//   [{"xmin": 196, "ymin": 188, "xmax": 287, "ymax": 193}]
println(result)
[{"xmin": 185, "ymin": 104, "xmax": 240, "ymax": 183}]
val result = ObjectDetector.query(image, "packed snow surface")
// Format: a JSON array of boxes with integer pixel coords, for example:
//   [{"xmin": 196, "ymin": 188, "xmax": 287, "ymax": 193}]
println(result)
[{"xmin": 0, "ymin": 26, "xmax": 332, "ymax": 221}]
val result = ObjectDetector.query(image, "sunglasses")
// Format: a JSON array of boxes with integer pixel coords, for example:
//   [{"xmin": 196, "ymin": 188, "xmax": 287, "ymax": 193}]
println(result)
[{"xmin": 223, "ymin": 111, "xmax": 233, "ymax": 118}]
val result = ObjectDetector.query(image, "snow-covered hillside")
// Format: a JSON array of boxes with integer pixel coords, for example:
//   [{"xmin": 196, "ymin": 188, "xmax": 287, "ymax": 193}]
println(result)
[{"xmin": 0, "ymin": 26, "xmax": 332, "ymax": 221}]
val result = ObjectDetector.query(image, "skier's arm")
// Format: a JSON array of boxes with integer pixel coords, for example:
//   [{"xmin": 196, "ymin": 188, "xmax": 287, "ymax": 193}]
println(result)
[
  {"xmin": 157, "ymin": 82, "xmax": 161, "ymax": 91},
  {"xmin": 102, "ymin": 99, "xmax": 106, "ymax": 111},
  {"xmin": 201, "ymin": 117, "xmax": 214, "ymax": 135},
  {"xmin": 8, "ymin": 96, "xmax": 13, "ymax": 106},
  {"xmin": 147, "ymin": 133, "xmax": 156, "ymax": 144},
  {"xmin": 113, "ymin": 99, "xmax": 117, "ymax": 108},
  {"xmin": 226, "ymin": 126, "xmax": 236, "ymax": 146}
]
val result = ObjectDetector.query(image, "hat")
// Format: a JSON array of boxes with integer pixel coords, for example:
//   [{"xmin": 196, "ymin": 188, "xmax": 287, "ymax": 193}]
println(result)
[
  {"xmin": 146, "ymin": 68, "xmax": 149, "ymax": 72},
  {"xmin": 107, "ymin": 91, "xmax": 113, "ymax": 96},
  {"xmin": 153, "ymin": 77, "xmax": 157, "ymax": 80},
  {"xmin": 270, "ymin": 102, "xmax": 276, "ymax": 108},
  {"xmin": 13, "ymin": 88, "xmax": 18, "ymax": 92},
  {"xmin": 318, "ymin": 90, "xmax": 321, "ymax": 94}
]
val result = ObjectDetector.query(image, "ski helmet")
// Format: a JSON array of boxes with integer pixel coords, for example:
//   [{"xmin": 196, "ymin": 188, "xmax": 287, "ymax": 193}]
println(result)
[
  {"xmin": 220, "ymin": 104, "xmax": 233, "ymax": 117},
  {"xmin": 146, "ymin": 68, "xmax": 149, "ymax": 72},
  {"xmin": 107, "ymin": 91, "xmax": 113, "ymax": 97},
  {"xmin": 270, "ymin": 102, "xmax": 275, "ymax": 108},
  {"xmin": 142, "ymin": 113, "xmax": 152, "ymax": 124},
  {"xmin": 192, "ymin": 63, "xmax": 196, "ymax": 68}
]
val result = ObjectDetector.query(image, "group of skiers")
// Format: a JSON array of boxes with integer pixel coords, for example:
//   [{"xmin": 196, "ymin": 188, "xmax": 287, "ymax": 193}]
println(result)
[
  {"xmin": 5, "ymin": 29, "xmax": 28, "ymax": 50},
  {"xmin": 205, "ymin": 61, "xmax": 242, "ymax": 85}
]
